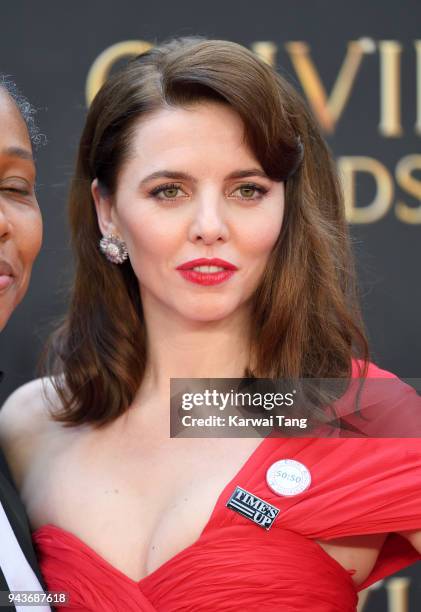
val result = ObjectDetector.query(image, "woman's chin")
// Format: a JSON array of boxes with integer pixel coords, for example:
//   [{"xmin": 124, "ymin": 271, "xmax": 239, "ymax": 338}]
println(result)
[{"xmin": 180, "ymin": 305, "xmax": 241, "ymax": 324}]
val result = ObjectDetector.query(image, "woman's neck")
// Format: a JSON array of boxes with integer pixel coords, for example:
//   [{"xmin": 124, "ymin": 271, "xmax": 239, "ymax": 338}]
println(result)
[{"xmin": 139, "ymin": 302, "xmax": 252, "ymax": 403}]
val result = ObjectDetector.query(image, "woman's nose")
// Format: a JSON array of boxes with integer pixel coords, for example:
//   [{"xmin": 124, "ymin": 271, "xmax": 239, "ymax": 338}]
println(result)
[
  {"xmin": 188, "ymin": 190, "xmax": 230, "ymax": 245},
  {"xmin": 0, "ymin": 204, "xmax": 11, "ymax": 241}
]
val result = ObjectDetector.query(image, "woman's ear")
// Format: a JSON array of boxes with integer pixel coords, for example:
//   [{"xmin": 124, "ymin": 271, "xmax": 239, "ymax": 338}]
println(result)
[{"xmin": 91, "ymin": 178, "xmax": 119, "ymax": 236}]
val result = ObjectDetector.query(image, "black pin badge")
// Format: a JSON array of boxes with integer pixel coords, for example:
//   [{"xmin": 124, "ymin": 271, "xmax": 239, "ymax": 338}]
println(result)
[{"xmin": 226, "ymin": 486, "xmax": 280, "ymax": 530}]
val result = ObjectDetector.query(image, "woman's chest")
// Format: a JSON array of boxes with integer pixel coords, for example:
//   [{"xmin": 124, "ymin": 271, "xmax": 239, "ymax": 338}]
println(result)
[
  {"xmin": 23, "ymin": 431, "xmax": 386, "ymax": 586},
  {"xmin": 24, "ymin": 432, "xmax": 266, "ymax": 581}
]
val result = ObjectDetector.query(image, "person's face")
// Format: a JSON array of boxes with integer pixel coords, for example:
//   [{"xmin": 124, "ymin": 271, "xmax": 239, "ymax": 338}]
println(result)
[
  {"xmin": 0, "ymin": 90, "xmax": 42, "ymax": 331},
  {"xmin": 93, "ymin": 101, "xmax": 284, "ymax": 324}
]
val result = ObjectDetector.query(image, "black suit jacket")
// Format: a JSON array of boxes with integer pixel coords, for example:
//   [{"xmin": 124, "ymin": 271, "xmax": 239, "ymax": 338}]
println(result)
[{"xmin": 0, "ymin": 376, "xmax": 47, "ymax": 610}]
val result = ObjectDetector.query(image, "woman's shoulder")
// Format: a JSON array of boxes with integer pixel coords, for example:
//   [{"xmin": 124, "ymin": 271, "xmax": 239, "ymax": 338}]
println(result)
[
  {"xmin": 348, "ymin": 358, "xmax": 421, "ymax": 436},
  {"xmin": 0, "ymin": 376, "xmax": 59, "ymax": 433},
  {"xmin": 351, "ymin": 358, "xmax": 399, "ymax": 379},
  {"xmin": 0, "ymin": 377, "xmax": 62, "ymax": 485}
]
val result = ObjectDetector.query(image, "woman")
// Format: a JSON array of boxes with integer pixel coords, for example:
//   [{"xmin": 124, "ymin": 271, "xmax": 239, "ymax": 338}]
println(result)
[
  {"xmin": 0, "ymin": 37, "xmax": 420, "ymax": 611},
  {"xmin": 0, "ymin": 76, "xmax": 48, "ymax": 610},
  {"xmin": 0, "ymin": 77, "xmax": 42, "ymax": 331}
]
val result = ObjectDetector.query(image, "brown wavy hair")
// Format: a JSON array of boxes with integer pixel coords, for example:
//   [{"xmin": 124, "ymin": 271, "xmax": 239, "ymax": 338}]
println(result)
[{"xmin": 44, "ymin": 36, "xmax": 369, "ymax": 427}]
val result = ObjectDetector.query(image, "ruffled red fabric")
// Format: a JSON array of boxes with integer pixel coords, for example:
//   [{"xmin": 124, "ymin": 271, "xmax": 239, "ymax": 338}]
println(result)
[
  {"xmin": 33, "ymin": 524, "xmax": 357, "ymax": 611},
  {"xmin": 32, "ymin": 362, "xmax": 421, "ymax": 611}
]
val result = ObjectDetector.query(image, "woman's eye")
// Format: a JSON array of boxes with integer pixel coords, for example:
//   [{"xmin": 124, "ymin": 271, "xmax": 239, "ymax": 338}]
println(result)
[
  {"xmin": 2, "ymin": 187, "xmax": 30, "ymax": 196},
  {"xmin": 0, "ymin": 179, "xmax": 32, "ymax": 197},
  {"xmin": 231, "ymin": 184, "xmax": 268, "ymax": 200},
  {"xmin": 150, "ymin": 183, "xmax": 186, "ymax": 201}
]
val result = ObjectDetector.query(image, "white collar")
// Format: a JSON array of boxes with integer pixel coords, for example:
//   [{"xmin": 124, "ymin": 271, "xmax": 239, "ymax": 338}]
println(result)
[{"xmin": 0, "ymin": 502, "xmax": 51, "ymax": 611}]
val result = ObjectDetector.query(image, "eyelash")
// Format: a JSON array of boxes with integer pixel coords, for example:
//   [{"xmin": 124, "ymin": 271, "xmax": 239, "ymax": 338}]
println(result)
[
  {"xmin": 1, "ymin": 187, "xmax": 30, "ymax": 196},
  {"xmin": 149, "ymin": 182, "xmax": 269, "ymax": 203}
]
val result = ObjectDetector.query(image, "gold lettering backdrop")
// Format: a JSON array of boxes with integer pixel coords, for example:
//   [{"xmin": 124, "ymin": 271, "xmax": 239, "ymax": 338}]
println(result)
[{"xmin": 86, "ymin": 38, "xmax": 421, "ymax": 225}]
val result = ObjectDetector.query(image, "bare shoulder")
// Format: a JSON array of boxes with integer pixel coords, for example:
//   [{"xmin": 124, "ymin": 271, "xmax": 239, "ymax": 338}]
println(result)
[
  {"xmin": 0, "ymin": 377, "xmax": 59, "ymax": 436},
  {"xmin": 0, "ymin": 377, "xmax": 63, "ymax": 485}
]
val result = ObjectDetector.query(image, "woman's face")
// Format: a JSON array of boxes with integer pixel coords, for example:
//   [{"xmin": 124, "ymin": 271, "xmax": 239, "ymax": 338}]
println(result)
[
  {"xmin": 93, "ymin": 101, "xmax": 284, "ymax": 324},
  {"xmin": 0, "ymin": 90, "xmax": 42, "ymax": 331}
]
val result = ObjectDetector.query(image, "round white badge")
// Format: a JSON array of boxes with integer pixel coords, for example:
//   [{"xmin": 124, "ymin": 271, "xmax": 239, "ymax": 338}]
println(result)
[{"xmin": 266, "ymin": 459, "xmax": 311, "ymax": 496}]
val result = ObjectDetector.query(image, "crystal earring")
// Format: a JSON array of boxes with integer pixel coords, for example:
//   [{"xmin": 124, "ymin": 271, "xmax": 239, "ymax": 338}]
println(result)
[{"xmin": 99, "ymin": 234, "xmax": 129, "ymax": 264}]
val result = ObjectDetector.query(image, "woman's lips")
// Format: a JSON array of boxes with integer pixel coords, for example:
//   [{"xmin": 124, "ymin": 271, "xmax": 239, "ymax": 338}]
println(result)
[
  {"xmin": 0, "ymin": 274, "xmax": 14, "ymax": 291},
  {"xmin": 177, "ymin": 269, "xmax": 236, "ymax": 285},
  {"xmin": 176, "ymin": 258, "xmax": 238, "ymax": 285},
  {"xmin": 0, "ymin": 261, "xmax": 15, "ymax": 291}
]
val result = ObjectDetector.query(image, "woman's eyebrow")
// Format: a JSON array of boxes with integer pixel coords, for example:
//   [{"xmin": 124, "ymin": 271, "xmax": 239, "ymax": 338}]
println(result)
[
  {"xmin": 1, "ymin": 146, "xmax": 34, "ymax": 161},
  {"xmin": 139, "ymin": 168, "xmax": 269, "ymax": 186},
  {"xmin": 227, "ymin": 169, "xmax": 269, "ymax": 180}
]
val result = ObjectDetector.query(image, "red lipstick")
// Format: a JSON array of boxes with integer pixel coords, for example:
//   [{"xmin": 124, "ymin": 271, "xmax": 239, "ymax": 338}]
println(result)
[{"xmin": 176, "ymin": 258, "xmax": 238, "ymax": 286}]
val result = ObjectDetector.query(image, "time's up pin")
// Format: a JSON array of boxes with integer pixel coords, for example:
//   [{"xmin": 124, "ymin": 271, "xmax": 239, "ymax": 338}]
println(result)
[
  {"xmin": 226, "ymin": 486, "xmax": 280, "ymax": 530},
  {"xmin": 266, "ymin": 459, "xmax": 311, "ymax": 496}
]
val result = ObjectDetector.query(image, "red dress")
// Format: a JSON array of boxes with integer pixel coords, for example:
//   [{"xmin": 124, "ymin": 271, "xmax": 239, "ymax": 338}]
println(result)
[{"xmin": 32, "ymin": 363, "xmax": 421, "ymax": 611}]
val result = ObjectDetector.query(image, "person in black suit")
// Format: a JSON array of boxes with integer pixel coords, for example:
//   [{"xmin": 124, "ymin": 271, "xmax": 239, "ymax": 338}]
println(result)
[{"xmin": 0, "ymin": 76, "xmax": 49, "ymax": 611}]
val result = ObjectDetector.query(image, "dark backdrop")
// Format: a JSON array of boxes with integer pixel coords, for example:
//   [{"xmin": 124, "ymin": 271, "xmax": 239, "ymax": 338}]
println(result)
[{"xmin": 0, "ymin": 1, "xmax": 419, "ymax": 610}]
